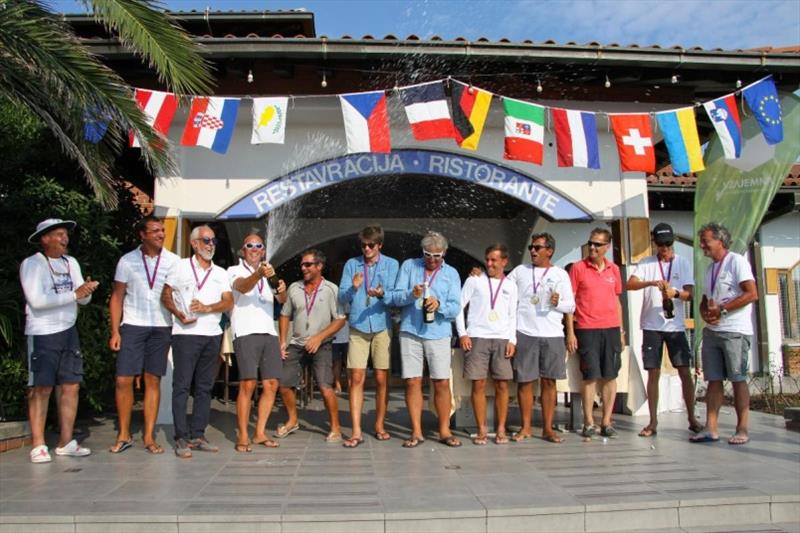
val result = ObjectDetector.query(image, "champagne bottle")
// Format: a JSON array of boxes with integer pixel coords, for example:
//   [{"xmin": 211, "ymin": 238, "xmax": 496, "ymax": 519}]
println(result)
[
  {"xmin": 662, "ymin": 288, "xmax": 675, "ymax": 319},
  {"xmin": 423, "ymin": 281, "xmax": 435, "ymax": 324},
  {"xmin": 262, "ymin": 262, "xmax": 280, "ymax": 293}
]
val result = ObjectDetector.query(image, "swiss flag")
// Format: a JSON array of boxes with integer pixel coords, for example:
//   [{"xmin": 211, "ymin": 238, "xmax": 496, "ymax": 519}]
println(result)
[{"xmin": 609, "ymin": 114, "xmax": 655, "ymax": 173}]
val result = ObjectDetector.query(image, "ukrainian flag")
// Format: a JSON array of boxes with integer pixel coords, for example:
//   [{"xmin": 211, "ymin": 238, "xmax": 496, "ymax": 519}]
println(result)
[{"xmin": 656, "ymin": 107, "xmax": 705, "ymax": 174}]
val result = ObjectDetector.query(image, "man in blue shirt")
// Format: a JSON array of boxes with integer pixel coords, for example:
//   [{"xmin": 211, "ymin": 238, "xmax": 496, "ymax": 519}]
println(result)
[
  {"xmin": 338, "ymin": 225, "xmax": 399, "ymax": 448},
  {"xmin": 387, "ymin": 231, "xmax": 462, "ymax": 448}
]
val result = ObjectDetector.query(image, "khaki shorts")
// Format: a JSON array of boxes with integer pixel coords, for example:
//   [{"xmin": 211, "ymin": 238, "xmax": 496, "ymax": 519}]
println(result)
[{"xmin": 347, "ymin": 328, "xmax": 391, "ymax": 370}]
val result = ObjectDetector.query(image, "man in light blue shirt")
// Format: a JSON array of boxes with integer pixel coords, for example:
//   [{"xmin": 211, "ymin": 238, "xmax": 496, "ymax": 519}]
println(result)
[
  {"xmin": 338, "ymin": 225, "xmax": 399, "ymax": 448},
  {"xmin": 387, "ymin": 231, "xmax": 462, "ymax": 448}
]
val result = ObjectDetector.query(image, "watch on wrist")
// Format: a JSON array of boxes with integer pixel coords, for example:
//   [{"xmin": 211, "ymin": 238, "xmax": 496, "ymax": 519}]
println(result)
[{"xmin": 720, "ymin": 307, "xmax": 729, "ymax": 318}]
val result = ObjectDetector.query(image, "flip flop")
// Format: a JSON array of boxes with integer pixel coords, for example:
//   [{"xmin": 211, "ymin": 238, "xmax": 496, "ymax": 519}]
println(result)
[
  {"xmin": 235, "ymin": 443, "xmax": 253, "ymax": 453},
  {"xmin": 638, "ymin": 427, "xmax": 657, "ymax": 438},
  {"xmin": 689, "ymin": 431, "xmax": 720, "ymax": 443},
  {"xmin": 109, "ymin": 439, "xmax": 133, "ymax": 454},
  {"xmin": 495, "ymin": 434, "xmax": 509, "ymax": 445},
  {"xmin": 511, "ymin": 432, "xmax": 532, "ymax": 443},
  {"xmin": 143, "ymin": 442, "xmax": 164, "ymax": 455},
  {"xmin": 275, "ymin": 423, "xmax": 300, "ymax": 439},
  {"xmin": 374, "ymin": 431, "xmax": 391, "ymax": 441},
  {"xmin": 438, "ymin": 436, "xmax": 462, "ymax": 448},
  {"xmin": 728, "ymin": 434, "xmax": 750, "ymax": 445},
  {"xmin": 472, "ymin": 434, "xmax": 488, "ymax": 446},
  {"xmin": 343, "ymin": 436, "xmax": 364, "ymax": 448},
  {"xmin": 542, "ymin": 434, "xmax": 563, "ymax": 444},
  {"xmin": 325, "ymin": 432, "xmax": 342, "ymax": 443},
  {"xmin": 402, "ymin": 436, "xmax": 425, "ymax": 448}
]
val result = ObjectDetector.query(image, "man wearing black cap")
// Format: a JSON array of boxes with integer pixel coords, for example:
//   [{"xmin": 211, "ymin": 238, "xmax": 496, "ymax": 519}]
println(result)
[
  {"xmin": 20, "ymin": 218, "xmax": 99, "ymax": 463},
  {"xmin": 626, "ymin": 223, "xmax": 701, "ymax": 437}
]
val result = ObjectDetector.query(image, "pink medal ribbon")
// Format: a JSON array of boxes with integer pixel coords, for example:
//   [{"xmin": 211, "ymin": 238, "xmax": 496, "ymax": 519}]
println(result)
[
  {"xmin": 532, "ymin": 266, "xmax": 550, "ymax": 298},
  {"xmin": 190, "ymin": 257, "xmax": 213, "ymax": 291},
  {"xmin": 242, "ymin": 261, "xmax": 263, "ymax": 294},
  {"xmin": 363, "ymin": 255, "xmax": 380, "ymax": 304},
  {"xmin": 304, "ymin": 279, "xmax": 322, "ymax": 317},
  {"xmin": 423, "ymin": 266, "xmax": 441, "ymax": 287},
  {"xmin": 487, "ymin": 275, "xmax": 506, "ymax": 311},
  {"xmin": 657, "ymin": 257, "xmax": 673, "ymax": 284},
  {"xmin": 141, "ymin": 249, "xmax": 162, "ymax": 290},
  {"xmin": 710, "ymin": 252, "xmax": 729, "ymax": 296}
]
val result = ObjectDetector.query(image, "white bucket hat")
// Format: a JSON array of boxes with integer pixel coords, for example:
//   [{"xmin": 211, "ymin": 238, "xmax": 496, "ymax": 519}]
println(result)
[{"xmin": 28, "ymin": 218, "xmax": 77, "ymax": 243}]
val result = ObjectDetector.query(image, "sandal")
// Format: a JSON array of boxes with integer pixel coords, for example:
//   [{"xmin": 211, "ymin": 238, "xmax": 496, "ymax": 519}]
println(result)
[
  {"xmin": 235, "ymin": 443, "xmax": 252, "ymax": 453},
  {"xmin": 472, "ymin": 434, "xmax": 488, "ymax": 446},
  {"xmin": 325, "ymin": 432, "xmax": 342, "ymax": 443},
  {"xmin": 438, "ymin": 436, "xmax": 462, "ymax": 448},
  {"xmin": 143, "ymin": 442, "xmax": 164, "ymax": 455},
  {"xmin": 542, "ymin": 434, "xmax": 563, "ymax": 444},
  {"xmin": 494, "ymin": 434, "xmax": 509, "ymax": 445},
  {"xmin": 374, "ymin": 431, "xmax": 391, "ymax": 441},
  {"xmin": 402, "ymin": 436, "xmax": 424, "ymax": 448},
  {"xmin": 688, "ymin": 422, "xmax": 704, "ymax": 434},
  {"xmin": 109, "ymin": 439, "xmax": 134, "ymax": 454},
  {"xmin": 511, "ymin": 432, "xmax": 532, "ymax": 443},
  {"xmin": 343, "ymin": 436, "xmax": 364, "ymax": 448},
  {"xmin": 638, "ymin": 427, "xmax": 657, "ymax": 438},
  {"xmin": 275, "ymin": 423, "xmax": 300, "ymax": 439},
  {"xmin": 728, "ymin": 433, "xmax": 750, "ymax": 445}
]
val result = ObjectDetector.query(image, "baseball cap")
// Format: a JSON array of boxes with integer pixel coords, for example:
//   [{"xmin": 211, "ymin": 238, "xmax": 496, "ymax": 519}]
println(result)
[{"xmin": 651, "ymin": 223, "xmax": 674, "ymax": 245}]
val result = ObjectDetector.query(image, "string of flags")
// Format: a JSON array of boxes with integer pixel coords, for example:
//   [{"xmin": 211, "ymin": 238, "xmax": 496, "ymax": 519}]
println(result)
[{"xmin": 88, "ymin": 74, "xmax": 785, "ymax": 175}]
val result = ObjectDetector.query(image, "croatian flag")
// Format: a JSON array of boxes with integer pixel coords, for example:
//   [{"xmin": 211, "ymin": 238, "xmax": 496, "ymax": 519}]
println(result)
[
  {"xmin": 398, "ymin": 81, "xmax": 456, "ymax": 141},
  {"xmin": 181, "ymin": 97, "xmax": 240, "ymax": 154},
  {"xmin": 703, "ymin": 94, "xmax": 742, "ymax": 159},
  {"xmin": 551, "ymin": 108, "xmax": 600, "ymax": 169},
  {"xmin": 339, "ymin": 91, "xmax": 391, "ymax": 153},
  {"xmin": 130, "ymin": 89, "xmax": 178, "ymax": 147}
]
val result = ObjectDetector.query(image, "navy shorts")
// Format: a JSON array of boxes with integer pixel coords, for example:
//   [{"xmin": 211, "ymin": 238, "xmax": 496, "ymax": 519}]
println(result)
[
  {"xmin": 116, "ymin": 324, "xmax": 172, "ymax": 377},
  {"xmin": 27, "ymin": 325, "xmax": 83, "ymax": 387},
  {"xmin": 641, "ymin": 330, "xmax": 691, "ymax": 370},
  {"xmin": 576, "ymin": 327, "xmax": 622, "ymax": 380}
]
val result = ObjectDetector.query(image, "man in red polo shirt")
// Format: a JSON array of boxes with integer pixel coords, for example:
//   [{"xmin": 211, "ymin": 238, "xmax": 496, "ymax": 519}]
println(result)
[{"xmin": 567, "ymin": 228, "xmax": 625, "ymax": 438}]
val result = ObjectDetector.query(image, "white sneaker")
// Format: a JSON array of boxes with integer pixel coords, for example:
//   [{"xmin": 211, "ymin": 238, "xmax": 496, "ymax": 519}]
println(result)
[
  {"xmin": 30, "ymin": 445, "xmax": 52, "ymax": 463},
  {"xmin": 55, "ymin": 439, "xmax": 91, "ymax": 457}
]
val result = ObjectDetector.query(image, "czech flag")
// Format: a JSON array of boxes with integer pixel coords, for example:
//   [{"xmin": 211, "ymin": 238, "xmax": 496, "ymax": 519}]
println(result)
[
  {"xmin": 552, "ymin": 108, "xmax": 600, "ymax": 169},
  {"xmin": 451, "ymin": 80, "xmax": 492, "ymax": 151},
  {"xmin": 130, "ymin": 89, "xmax": 178, "ymax": 148},
  {"xmin": 656, "ymin": 107, "xmax": 705, "ymax": 174},
  {"xmin": 180, "ymin": 97, "xmax": 240, "ymax": 154},
  {"xmin": 703, "ymin": 94, "xmax": 742, "ymax": 159},
  {"xmin": 339, "ymin": 91, "xmax": 391, "ymax": 154},
  {"xmin": 398, "ymin": 81, "xmax": 456, "ymax": 141}
]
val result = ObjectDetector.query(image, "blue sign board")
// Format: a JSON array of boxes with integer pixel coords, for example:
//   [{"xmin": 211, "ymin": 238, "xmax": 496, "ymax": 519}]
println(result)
[{"xmin": 216, "ymin": 149, "xmax": 592, "ymax": 221}]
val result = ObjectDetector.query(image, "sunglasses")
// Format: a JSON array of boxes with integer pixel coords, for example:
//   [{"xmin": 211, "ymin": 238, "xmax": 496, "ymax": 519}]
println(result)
[
  {"xmin": 361, "ymin": 242, "xmax": 379, "ymax": 249},
  {"xmin": 300, "ymin": 261, "xmax": 319, "ymax": 268},
  {"xmin": 198, "ymin": 237, "xmax": 218, "ymax": 246},
  {"xmin": 244, "ymin": 242, "xmax": 264, "ymax": 249},
  {"xmin": 423, "ymin": 251, "xmax": 444, "ymax": 259},
  {"xmin": 528, "ymin": 244, "xmax": 548, "ymax": 251},
  {"xmin": 587, "ymin": 240, "xmax": 609, "ymax": 248}
]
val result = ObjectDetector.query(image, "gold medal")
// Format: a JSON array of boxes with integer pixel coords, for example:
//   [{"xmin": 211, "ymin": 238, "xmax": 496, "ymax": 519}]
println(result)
[
  {"xmin": 488, "ymin": 310, "xmax": 499, "ymax": 322},
  {"xmin": 531, "ymin": 295, "xmax": 539, "ymax": 305}
]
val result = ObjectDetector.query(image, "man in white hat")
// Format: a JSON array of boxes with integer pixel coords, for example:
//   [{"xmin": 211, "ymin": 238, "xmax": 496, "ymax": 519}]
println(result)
[{"xmin": 20, "ymin": 218, "xmax": 99, "ymax": 463}]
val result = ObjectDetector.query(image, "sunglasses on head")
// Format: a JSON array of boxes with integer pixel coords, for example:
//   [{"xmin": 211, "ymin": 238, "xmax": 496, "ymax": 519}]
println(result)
[
  {"xmin": 199, "ymin": 237, "xmax": 218, "ymax": 246},
  {"xmin": 361, "ymin": 242, "xmax": 379, "ymax": 249},
  {"xmin": 528, "ymin": 244, "xmax": 548, "ymax": 251},
  {"xmin": 244, "ymin": 242, "xmax": 264, "ymax": 249},
  {"xmin": 300, "ymin": 261, "xmax": 319, "ymax": 268},
  {"xmin": 587, "ymin": 240, "xmax": 608, "ymax": 248},
  {"xmin": 423, "ymin": 251, "xmax": 444, "ymax": 259}
]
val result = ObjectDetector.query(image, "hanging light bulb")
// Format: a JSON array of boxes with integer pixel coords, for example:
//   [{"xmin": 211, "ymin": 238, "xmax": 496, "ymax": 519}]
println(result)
[
  {"xmin": 247, "ymin": 69, "xmax": 254, "ymax": 84},
  {"xmin": 536, "ymin": 79, "xmax": 543, "ymax": 93},
  {"xmin": 659, "ymin": 197, "xmax": 665, "ymax": 209},
  {"xmin": 735, "ymin": 78, "xmax": 742, "ymax": 89},
  {"xmin": 321, "ymin": 71, "xmax": 328, "ymax": 88},
  {"xmin": 604, "ymin": 75, "xmax": 611, "ymax": 89},
  {"xmin": 671, "ymin": 74, "xmax": 679, "ymax": 84}
]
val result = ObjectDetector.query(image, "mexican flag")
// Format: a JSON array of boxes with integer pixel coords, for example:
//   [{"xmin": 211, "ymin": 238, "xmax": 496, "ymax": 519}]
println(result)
[{"xmin": 503, "ymin": 97, "xmax": 545, "ymax": 164}]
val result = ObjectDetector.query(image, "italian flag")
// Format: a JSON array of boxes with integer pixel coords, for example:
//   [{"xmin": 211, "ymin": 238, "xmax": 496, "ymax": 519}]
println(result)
[{"xmin": 503, "ymin": 97, "xmax": 545, "ymax": 165}]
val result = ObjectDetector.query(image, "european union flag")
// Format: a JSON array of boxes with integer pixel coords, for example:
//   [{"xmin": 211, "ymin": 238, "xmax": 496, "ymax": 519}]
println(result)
[
  {"xmin": 83, "ymin": 106, "xmax": 111, "ymax": 144},
  {"xmin": 742, "ymin": 76, "xmax": 783, "ymax": 145}
]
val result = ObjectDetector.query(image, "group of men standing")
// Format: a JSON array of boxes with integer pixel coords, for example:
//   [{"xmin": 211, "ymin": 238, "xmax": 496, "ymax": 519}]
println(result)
[{"xmin": 20, "ymin": 215, "xmax": 757, "ymax": 463}]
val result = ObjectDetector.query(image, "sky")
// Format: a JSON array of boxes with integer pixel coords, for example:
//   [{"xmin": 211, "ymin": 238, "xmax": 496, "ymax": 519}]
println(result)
[{"xmin": 48, "ymin": 0, "xmax": 800, "ymax": 50}]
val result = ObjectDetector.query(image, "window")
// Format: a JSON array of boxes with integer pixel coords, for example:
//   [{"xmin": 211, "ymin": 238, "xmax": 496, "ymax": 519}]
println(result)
[{"xmin": 778, "ymin": 261, "xmax": 800, "ymax": 342}]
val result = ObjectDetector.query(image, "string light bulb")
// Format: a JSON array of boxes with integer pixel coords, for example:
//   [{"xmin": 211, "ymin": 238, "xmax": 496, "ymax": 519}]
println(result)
[
  {"xmin": 671, "ymin": 74, "xmax": 679, "ymax": 84},
  {"xmin": 536, "ymin": 79, "xmax": 543, "ymax": 93},
  {"xmin": 735, "ymin": 78, "xmax": 742, "ymax": 89},
  {"xmin": 604, "ymin": 75, "xmax": 611, "ymax": 89},
  {"xmin": 321, "ymin": 72, "xmax": 328, "ymax": 88},
  {"xmin": 247, "ymin": 69, "xmax": 254, "ymax": 84}
]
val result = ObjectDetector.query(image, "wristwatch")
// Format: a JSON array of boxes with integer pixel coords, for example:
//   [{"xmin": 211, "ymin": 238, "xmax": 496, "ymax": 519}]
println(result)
[{"xmin": 720, "ymin": 307, "xmax": 729, "ymax": 318}]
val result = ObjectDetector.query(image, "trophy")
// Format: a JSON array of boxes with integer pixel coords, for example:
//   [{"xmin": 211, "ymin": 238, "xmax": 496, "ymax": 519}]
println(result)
[{"xmin": 173, "ymin": 283, "xmax": 197, "ymax": 320}]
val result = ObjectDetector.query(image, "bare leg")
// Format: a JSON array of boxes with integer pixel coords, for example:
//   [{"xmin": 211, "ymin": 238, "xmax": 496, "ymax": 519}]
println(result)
[
  {"xmin": 405, "ymin": 377, "xmax": 424, "ymax": 439},
  {"xmin": 374, "ymin": 368, "xmax": 389, "ymax": 435},
  {"xmin": 471, "ymin": 379, "xmax": 487, "ymax": 437},
  {"xmin": 494, "ymin": 380, "xmax": 509, "ymax": 437},
  {"xmin": 704, "ymin": 380, "xmax": 723, "ymax": 436},
  {"xmin": 142, "ymin": 373, "xmax": 161, "ymax": 446},
  {"xmin": 600, "ymin": 378, "xmax": 617, "ymax": 428},
  {"xmin": 643, "ymin": 368, "xmax": 660, "ymax": 433},
  {"xmin": 677, "ymin": 367, "xmax": 700, "ymax": 429},
  {"xmin": 540, "ymin": 378, "xmax": 559, "ymax": 440},
  {"xmin": 516, "ymin": 382, "xmax": 534, "ymax": 437},
  {"xmin": 333, "ymin": 356, "xmax": 343, "ymax": 393},
  {"xmin": 279, "ymin": 386, "xmax": 298, "ymax": 428},
  {"xmin": 319, "ymin": 386, "xmax": 341, "ymax": 435},
  {"xmin": 57, "ymin": 383, "xmax": 80, "ymax": 448},
  {"xmin": 236, "ymin": 379, "xmax": 256, "ymax": 445},
  {"xmin": 28, "ymin": 386, "xmax": 53, "ymax": 448},
  {"xmin": 114, "ymin": 376, "xmax": 135, "ymax": 442},
  {"xmin": 433, "ymin": 379, "xmax": 455, "ymax": 439},
  {"xmin": 348, "ymin": 368, "xmax": 366, "ymax": 439},
  {"xmin": 254, "ymin": 379, "xmax": 279, "ymax": 441},
  {"xmin": 731, "ymin": 381, "xmax": 750, "ymax": 441},
  {"xmin": 581, "ymin": 379, "xmax": 597, "ymax": 427}
]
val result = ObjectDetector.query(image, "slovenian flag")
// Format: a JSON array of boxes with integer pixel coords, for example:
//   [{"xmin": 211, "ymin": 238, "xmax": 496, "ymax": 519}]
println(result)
[
  {"xmin": 181, "ymin": 97, "xmax": 240, "ymax": 154},
  {"xmin": 703, "ymin": 94, "xmax": 742, "ymax": 159},
  {"xmin": 398, "ymin": 81, "xmax": 456, "ymax": 141},
  {"xmin": 742, "ymin": 75, "xmax": 783, "ymax": 145},
  {"xmin": 656, "ymin": 107, "xmax": 705, "ymax": 174},
  {"xmin": 502, "ymin": 97, "xmax": 545, "ymax": 165},
  {"xmin": 339, "ymin": 91, "xmax": 391, "ymax": 154},
  {"xmin": 130, "ymin": 89, "xmax": 178, "ymax": 148},
  {"xmin": 451, "ymin": 81, "xmax": 492, "ymax": 151},
  {"xmin": 552, "ymin": 108, "xmax": 600, "ymax": 169}
]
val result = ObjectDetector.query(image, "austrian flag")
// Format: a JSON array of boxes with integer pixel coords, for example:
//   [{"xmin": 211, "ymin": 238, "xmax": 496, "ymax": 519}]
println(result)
[
  {"xmin": 608, "ymin": 114, "xmax": 655, "ymax": 173},
  {"xmin": 181, "ymin": 97, "xmax": 241, "ymax": 154}
]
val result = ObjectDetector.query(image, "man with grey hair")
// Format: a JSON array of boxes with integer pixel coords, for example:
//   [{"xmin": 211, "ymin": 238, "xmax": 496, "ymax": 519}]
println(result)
[
  {"xmin": 161, "ymin": 225, "xmax": 233, "ymax": 458},
  {"xmin": 692, "ymin": 222, "xmax": 757, "ymax": 445},
  {"xmin": 388, "ymin": 231, "xmax": 462, "ymax": 448}
]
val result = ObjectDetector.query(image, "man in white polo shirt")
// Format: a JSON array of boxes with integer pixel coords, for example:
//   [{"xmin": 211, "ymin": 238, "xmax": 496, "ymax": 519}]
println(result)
[
  {"xmin": 161, "ymin": 225, "xmax": 233, "ymax": 458},
  {"xmin": 228, "ymin": 232, "xmax": 287, "ymax": 452},
  {"xmin": 456, "ymin": 243, "xmax": 518, "ymax": 445},
  {"xmin": 108, "ymin": 215, "xmax": 179, "ymax": 455},
  {"xmin": 21, "ymin": 218, "xmax": 99, "ymax": 463}
]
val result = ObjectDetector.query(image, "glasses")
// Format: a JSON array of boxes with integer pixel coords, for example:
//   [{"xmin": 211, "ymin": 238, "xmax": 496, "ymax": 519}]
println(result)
[
  {"xmin": 361, "ymin": 242, "xmax": 379, "ymax": 249},
  {"xmin": 198, "ymin": 237, "xmax": 218, "ymax": 246},
  {"xmin": 423, "ymin": 251, "xmax": 444, "ymax": 259},
  {"xmin": 300, "ymin": 261, "xmax": 319, "ymax": 268},
  {"xmin": 244, "ymin": 242, "xmax": 264, "ymax": 249},
  {"xmin": 587, "ymin": 240, "xmax": 609, "ymax": 248},
  {"xmin": 528, "ymin": 244, "xmax": 549, "ymax": 251}
]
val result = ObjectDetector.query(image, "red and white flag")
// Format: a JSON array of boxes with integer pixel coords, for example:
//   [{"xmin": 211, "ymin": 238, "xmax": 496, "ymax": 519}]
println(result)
[
  {"xmin": 129, "ymin": 89, "xmax": 178, "ymax": 147},
  {"xmin": 608, "ymin": 114, "xmax": 655, "ymax": 173}
]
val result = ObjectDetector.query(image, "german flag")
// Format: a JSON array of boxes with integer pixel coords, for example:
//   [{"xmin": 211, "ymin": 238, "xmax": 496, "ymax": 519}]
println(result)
[{"xmin": 451, "ymin": 80, "xmax": 492, "ymax": 150}]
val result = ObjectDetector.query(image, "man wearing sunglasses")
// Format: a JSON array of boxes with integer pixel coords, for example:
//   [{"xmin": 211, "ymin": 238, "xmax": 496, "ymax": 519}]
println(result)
[
  {"xmin": 161, "ymin": 225, "xmax": 233, "ymax": 458},
  {"xmin": 278, "ymin": 249, "xmax": 346, "ymax": 442},
  {"xmin": 568, "ymin": 227, "xmax": 624, "ymax": 439},
  {"xmin": 227, "ymin": 233, "xmax": 287, "ymax": 452},
  {"xmin": 108, "ymin": 215, "xmax": 179, "ymax": 455},
  {"xmin": 387, "ymin": 231, "xmax": 462, "ymax": 448},
  {"xmin": 626, "ymin": 223, "xmax": 701, "ymax": 438},
  {"xmin": 338, "ymin": 225, "xmax": 399, "ymax": 448},
  {"xmin": 507, "ymin": 233, "xmax": 575, "ymax": 443}
]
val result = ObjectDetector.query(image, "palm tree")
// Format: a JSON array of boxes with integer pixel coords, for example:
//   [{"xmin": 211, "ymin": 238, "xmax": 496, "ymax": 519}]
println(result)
[{"xmin": 0, "ymin": 0, "xmax": 214, "ymax": 208}]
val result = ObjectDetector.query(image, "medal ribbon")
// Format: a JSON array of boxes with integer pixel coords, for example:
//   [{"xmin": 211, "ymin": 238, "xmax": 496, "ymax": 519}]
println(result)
[
  {"xmin": 190, "ymin": 256, "xmax": 213, "ymax": 291},
  {"xmin": 304, "ymin": 278, "xmax": 322, "ymax": 317},
  {"xmin": 423, "ymin": 265, "xmax": 441, "ymax": 288},
  {"xmin": 710, "ymin": 252, "xmax": 729, "ymax": 295},
  {"xmin": 363, "ymin": 255, "xmax": 380, "ymax": 294},
  {"xmin": 44, "ymin": 254, "xmax": 72, "ymax": 291},
  {"xmin": 657, "ymin": 257, "xmax": 673, "ymax": 284},
  {"xmin": 532, "ymin": 266, "xmax": 550, "ymax": 297},
  {"xmin": 142, "ymin": 249, "xmax": 162, "ymax": 290},
  {"xmin": 487, "ymin": 275, "xmax": 506, "ymax": 310},
  {"xmin": 242, "ymin": 260, "xmax": 263, "ymax": 294}
]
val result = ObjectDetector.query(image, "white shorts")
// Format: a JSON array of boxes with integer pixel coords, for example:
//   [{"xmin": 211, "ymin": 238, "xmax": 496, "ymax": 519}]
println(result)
[{"xmin": 399, "ymin": 332, "xmax": 452, "ymax": 380}]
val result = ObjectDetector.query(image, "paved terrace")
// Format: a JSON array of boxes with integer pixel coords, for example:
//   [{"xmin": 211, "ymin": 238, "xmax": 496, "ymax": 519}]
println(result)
[{"xmin": 1, "ymin": 392, "xmax": 798, "ymax": 533}]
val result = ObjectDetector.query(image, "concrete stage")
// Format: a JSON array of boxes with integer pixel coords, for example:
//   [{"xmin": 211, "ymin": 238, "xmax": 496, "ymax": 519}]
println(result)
[{"xmin": 1, "ymin": 391, "xmax": 798, "ymax": 532}]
